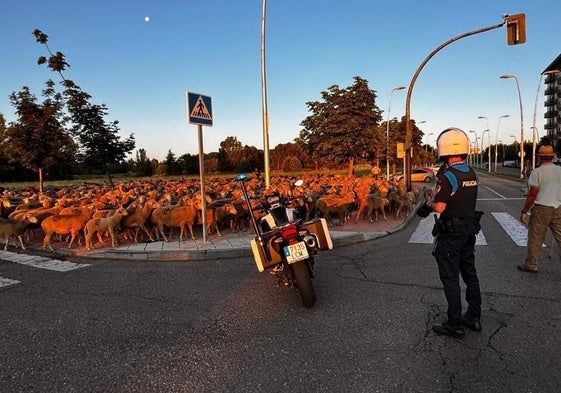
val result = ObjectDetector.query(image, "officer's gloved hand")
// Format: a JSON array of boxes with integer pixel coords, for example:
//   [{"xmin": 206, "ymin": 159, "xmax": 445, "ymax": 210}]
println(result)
[{"xmin": 417, "ymin": 202, "xmax": 432, "ymax": 218}]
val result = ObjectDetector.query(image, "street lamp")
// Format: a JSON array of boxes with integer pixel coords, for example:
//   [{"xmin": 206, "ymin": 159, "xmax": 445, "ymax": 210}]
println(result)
[
  {"xmin": 531, "ymin": 69, "xmax": 560, "ymax": 169},
  {"xmin": 510, "ymin": 135, "xmax": 518, "ymax": 163},
  {"xmin": 500, "ymin": 74, "xmax": 524, "ymax": 178},
  {"xmin": 469, "ymin": 130, "xmax": 480, "ymax": 168},
  {"xmin": 482, "ymin": 129, "xmax": 490, "ymax": 170},
  {"xmin": 499, "ymin": 139, "xmax": 505, "ymax": 164},
  {"xmin": 425, "ymin": 132, "xmax": 434, "ymax": 152},
  {"xmin": 494, "ymin": 114, "xmax": 510, "ymax": 171},
  {"xmin": 478, "ymin": 116, "xmax": 492, "ymax": 172},
  {"xmin": 386, "ymin": 86, "xmax": 405, "ymax": 179}
]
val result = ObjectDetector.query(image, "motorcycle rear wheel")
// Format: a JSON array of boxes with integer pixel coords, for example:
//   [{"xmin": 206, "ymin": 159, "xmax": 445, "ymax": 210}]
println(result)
[{"xmin": 291, "ymin": 260, "xmax": 316, "ymax": 307}]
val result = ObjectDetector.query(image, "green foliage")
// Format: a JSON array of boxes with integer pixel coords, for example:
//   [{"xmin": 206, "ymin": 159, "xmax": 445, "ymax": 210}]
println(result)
[
  {"xmin": 281, "ymin": 156, "xmax": 302, "ymax": 172},
  {"xmin": 300, "ymin": 76, "xmax": 383, "ymax": 167},
  {"xmin": 33, "ymin": 29, "xmax": 136, "ymax": 185}
]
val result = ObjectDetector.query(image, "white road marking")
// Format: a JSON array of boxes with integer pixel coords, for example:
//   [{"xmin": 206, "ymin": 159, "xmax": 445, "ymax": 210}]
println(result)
[
  {"xmin": 0, "ymin": 250, "xmax": 90, "ymax": 272},
  {"xmin": 409, "ymin": 214, "xmax": 486, "ymax": 245},
  {"xmin": 491, "ymin": 212, "xmax": 530, "ymax": 247},
  {"xmin": 0, "ymin": 276, "xmax": 20, "ymax": 288}
]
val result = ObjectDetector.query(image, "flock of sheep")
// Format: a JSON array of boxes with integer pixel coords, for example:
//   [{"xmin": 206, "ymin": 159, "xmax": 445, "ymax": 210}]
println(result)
[{"xmin": 0, "ymin": 173, "xmax": 426, "ymax": 253}]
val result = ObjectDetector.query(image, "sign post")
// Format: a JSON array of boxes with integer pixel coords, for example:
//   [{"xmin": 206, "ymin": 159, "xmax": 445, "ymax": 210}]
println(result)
[{"xmin": 187, "ymin": 92, "xmax": 213, "ymax": 242}]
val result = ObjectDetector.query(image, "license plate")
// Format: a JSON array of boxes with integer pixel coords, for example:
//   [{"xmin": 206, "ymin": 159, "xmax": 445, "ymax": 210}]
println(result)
[{"xmin": 283, "ymin": 241, "xmax": 309, "ymax": 263}]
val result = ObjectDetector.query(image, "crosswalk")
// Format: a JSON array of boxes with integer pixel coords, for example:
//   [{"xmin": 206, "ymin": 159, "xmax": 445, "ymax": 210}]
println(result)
[
  {"xmin": 0, "ymin": 250, "xmax": 90, "ymax": 289},
  {"xmin": 409, "ymin": 211, "xmax": 545, "ymax": 248}
]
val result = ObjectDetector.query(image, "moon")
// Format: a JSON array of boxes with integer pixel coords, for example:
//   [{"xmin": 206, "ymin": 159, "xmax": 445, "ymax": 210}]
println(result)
[{"xmin": 144, "ymin": 16, "xmax": 150, "ymax": 22}]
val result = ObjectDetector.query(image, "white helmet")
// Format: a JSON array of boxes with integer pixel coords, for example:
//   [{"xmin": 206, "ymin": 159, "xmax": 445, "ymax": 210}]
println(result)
[{"xmin": 437, "ymin": 127, "xmax": 469, "ymax": 159}]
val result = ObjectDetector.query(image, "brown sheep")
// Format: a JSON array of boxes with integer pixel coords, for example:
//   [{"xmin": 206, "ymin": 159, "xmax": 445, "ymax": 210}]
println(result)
[
  {"xmin": 315, "ymin": 192, "xmax": 356, "ymax": 226},
  {"xmin": 203, "ymin": 203, "xmax": 238, "ymax": 237},
  {"xmin": 354, "ymin": 194, "xmax": 389, "ymax": 223},
  {"xmin": 0, "ymin": 213, "xmax": 39, "ymax": 250},
  {"xmin": 150, "ymin": 204, "xmax": 198, "ymax": 242},
  {"xmin": 395, "ymin": 191, "xmax": 416, "ymax": 219},
  {"xmin": 84, "ymin": 207, "xmax": 128, "ymax": 250},
  {"xmin": 41, "ymin": 206, "xmax": 94, "ymax": 250},
  {"xmin": 121, "ymin": 199, "xmax": 159, "ymax": 242}
]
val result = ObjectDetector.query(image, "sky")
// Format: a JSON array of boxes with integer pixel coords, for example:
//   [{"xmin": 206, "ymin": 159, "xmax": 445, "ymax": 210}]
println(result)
[{"xmin": 1, "ymin": 0, "xmax": 559, "ymax": 161}]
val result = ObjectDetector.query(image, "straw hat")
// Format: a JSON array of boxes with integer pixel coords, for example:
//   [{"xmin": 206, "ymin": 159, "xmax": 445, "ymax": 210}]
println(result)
[{"xmin": 536, "ymin": 145, "xmax": 556, "ymax": 157}]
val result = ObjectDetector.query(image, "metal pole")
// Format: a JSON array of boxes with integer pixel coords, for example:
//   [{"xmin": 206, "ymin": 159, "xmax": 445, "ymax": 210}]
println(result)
[
  {"xmin": 494, "ymin": 115, "xmax": 509, "ymax": 171},
  {"xmin": 404, "ymin": 19, "xmax": 505, "ymax": 190},
  {"xmin": 197, "ymin": 124, "xmax": 207, "ymax": 243},
  {"xmin": 501, "ymin": 74, "xmax": 524, "ymax": 178},
  {"xmin": 260, "ymin": 0, "xmax": 270, "ymax": 189},
  {"xmin": 386, "ymin": 86, "xmax": 405, "ymax": 179}
]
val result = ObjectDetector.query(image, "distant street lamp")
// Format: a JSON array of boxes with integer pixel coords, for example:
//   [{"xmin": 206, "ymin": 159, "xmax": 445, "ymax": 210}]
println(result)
[
  {"xmin": 478, "ymin": 116, "xmax": 492, "ymax": 172},
  {"xmin": 386, "ymin": 86, "xmax": 406, "ymax": 179},
  {"xmin": 425, "ymin": 132, "xmax": 434, "ymax": 152},
  {"xmin": 500, "ymin": 74, "xmax": 524, "ymax": 178},
  {"xmin": 531, "ymin": 69, "xmax": 560, "ymax": 169},
  {"xmin": 499, "ymin": 140, "xmax": 505, "ymax": 164},
  {"xmin": 494, "ymin": 114, "xmax": 510, "ymax": 171},
  {"xmin": 510, "ymin": 135, "xmax": 518, "ymax": 162},
  {"xmin": 482, "ymin": 129, "xmax": 490, "ymax": 170},
  {"xmin": 469, "ymin": 130, "xmax": 480, "ymax": 168}
]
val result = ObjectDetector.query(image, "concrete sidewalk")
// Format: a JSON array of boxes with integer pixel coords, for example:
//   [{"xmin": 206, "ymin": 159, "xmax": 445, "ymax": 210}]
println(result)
[{"xmin": 30, "ymin": 213, "xmax": 415, "ymax": 261}]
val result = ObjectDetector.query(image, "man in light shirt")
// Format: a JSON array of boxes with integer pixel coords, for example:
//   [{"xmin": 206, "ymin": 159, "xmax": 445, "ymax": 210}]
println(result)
[{"xmin": 519, "ymin": 145, "xmax": 561, "ymax": 273}]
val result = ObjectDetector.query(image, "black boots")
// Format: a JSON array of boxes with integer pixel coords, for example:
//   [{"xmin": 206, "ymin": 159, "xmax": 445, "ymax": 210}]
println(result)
[{"xmin": 432, "ymin": 321, "xmax": 465, "ymax": 338}]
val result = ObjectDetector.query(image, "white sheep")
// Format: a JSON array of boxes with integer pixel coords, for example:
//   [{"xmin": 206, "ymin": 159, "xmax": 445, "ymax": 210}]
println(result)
[{"xmin": 84, "ymin": 207, "xmax": 128, "ymax": 250}]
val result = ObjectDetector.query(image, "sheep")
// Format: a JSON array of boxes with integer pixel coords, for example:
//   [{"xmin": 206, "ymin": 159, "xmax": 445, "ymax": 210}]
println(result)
[
  {"xmin": 0, "ymin": 213, "xmax": 39, "ymax": 250},
  {"xmin": 203, "ymin": 203, "xmax": 238, "ymax": 237},
  {"xmin": 84, "ymin": 207, "xmax": 128, "ymax": 250},
  {"xmin": 395, "ymin": 191, "xmax": 416, "ymax": 219},
  {"xmin": 354, "ymin": 194, "xmax": 389, "ymax": 223},
  {"xmin": 121, "ymin": 199, "xmax": 159, "ymax": 242},
  {"xmin": 315, "ymin": 192, "xmax": 356, "ymax": 226},
  {"xmin": 41, "ymin": 206, "xmax": 94, "ymax": 250},
  {"xmin": 150, "ymin": 204, "xmax": 198, "ymax": 242}
]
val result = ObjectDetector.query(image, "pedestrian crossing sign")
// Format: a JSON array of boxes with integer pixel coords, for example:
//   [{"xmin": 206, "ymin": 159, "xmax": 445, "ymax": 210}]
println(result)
[{"xmin": 187, "ymin": 92, "xmax": 213, "ymax": 126}]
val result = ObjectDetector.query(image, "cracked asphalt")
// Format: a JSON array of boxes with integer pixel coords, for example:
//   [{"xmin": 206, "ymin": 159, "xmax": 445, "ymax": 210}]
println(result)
[{"xmin": 1, "ymin": 177, "xmax": 560, "ymax": 392}]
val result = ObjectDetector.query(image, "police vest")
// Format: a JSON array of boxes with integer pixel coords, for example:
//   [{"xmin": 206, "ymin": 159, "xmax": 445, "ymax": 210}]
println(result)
[{"xmin": 438, "ymin": 163, "xmax": 478, "ymax": 217}]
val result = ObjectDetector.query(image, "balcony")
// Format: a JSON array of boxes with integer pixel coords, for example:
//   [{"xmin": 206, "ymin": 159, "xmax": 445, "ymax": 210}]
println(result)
[{"xmin": 545, "ymin": 87, "xmax": 554, "ymax": 95}]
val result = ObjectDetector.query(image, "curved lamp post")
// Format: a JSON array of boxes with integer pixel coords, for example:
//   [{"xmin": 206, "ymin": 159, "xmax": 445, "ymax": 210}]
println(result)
[
  {"xmin": 481, "ymin": 129, "xmax": 490, "ymax": 169},
  {"xmin": 477, "ymin": 116, "xmax": 492, "ymax": 172},
  {"xmin": 494, "ymin": 114, "xmax": 510, "ymax": 171},
  {"xmin": 386, "ymin": 86, "xmax": 405, "ymax": 179},
  {"xmin": 500, "ymin": 74, "xmax": 524, "ymax": 178},
  {"xmin": 469, "ymin": 130, "xmax": 480, "ymax": 168}
]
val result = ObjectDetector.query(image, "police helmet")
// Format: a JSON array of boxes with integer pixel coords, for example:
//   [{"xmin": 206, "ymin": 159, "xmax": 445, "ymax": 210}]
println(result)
[{"xmin": 436, "ymin": 127, "xmax": 469, "ymax": 159}]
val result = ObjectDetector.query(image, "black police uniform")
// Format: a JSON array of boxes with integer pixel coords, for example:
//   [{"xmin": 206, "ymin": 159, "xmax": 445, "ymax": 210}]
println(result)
[{"xmin": 432, "ymin": 162, "xmax": 482, "ymax": 328}]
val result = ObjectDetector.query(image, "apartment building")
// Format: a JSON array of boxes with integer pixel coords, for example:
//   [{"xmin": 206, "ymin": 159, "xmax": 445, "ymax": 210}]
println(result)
[{"xmin": 543, "ymin": 54, "xmax": 561, "ymax": 153}]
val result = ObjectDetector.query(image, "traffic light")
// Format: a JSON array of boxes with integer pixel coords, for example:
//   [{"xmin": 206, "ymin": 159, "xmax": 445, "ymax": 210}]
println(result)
[{"xmin": 506, "ymin": 13, "xmax": 526, "ymax": 45}]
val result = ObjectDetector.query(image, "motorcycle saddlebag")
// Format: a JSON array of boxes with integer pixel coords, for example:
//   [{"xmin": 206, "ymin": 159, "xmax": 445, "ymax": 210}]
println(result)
[
  {"xmin": 301, "ymin": 218, "xmax": 333, "ymax": 250},
  {"xmin": 250, "ymin": 233, "xmax": 283, "ymax": 272}
]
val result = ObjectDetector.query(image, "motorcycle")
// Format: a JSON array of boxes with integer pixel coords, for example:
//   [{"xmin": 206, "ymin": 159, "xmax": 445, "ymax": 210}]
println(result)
[{"xmin": 234, "ymin": 174, "xmax": 333, "ymax": 307}]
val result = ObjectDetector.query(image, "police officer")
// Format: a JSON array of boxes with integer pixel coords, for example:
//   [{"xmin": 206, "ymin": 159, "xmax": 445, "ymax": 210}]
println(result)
[{"xmin": 418, "ymin": 127, "xmax": 483, "ymax": 338}]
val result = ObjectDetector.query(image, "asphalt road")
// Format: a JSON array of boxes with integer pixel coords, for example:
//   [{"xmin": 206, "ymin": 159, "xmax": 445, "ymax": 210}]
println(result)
[{"xmin": 1, "ymin": 172, "xmax": 560, "ymax": 392}]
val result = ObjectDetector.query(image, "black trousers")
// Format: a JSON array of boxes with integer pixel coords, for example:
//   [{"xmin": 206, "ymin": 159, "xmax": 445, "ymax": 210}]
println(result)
[{"xmin": 433, "ymin": 231, "xmax": 481, "ymax": 324}]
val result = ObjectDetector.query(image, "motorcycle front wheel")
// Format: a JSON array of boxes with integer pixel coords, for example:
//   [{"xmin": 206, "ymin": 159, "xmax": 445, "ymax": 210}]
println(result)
[{"xmin": 291, "ymin": 260, "xmax": 316, "ymax": 307}]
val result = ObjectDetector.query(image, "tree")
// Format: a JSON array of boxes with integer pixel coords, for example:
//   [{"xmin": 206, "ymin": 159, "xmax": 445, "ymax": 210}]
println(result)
[
  {"xmin": 33, "ymin": 29, "xmax": 135, "ymax": 186},
  {"xmin": 164, "ymin": 150, "xmax": 178, "ymax": 175},
  {"xmin": 299, "ymin": 76, "xmax": 383, "ymax": 176},
  {"xmin": 271, "ymin": 142, "xmax": 305, "ymax": 171},
  {"xmin": 4, "ymin": 83, "xmax": 75, "ymax": 192},
  {"xmin": 218, "ymin": 136, "xmax": 243, "ymax": 172}
]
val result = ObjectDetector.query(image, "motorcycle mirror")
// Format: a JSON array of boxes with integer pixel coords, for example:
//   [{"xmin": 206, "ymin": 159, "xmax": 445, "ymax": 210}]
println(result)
[{"xmin": 294, "ymin": 179, "xmax": 304, "ymax": 187}]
